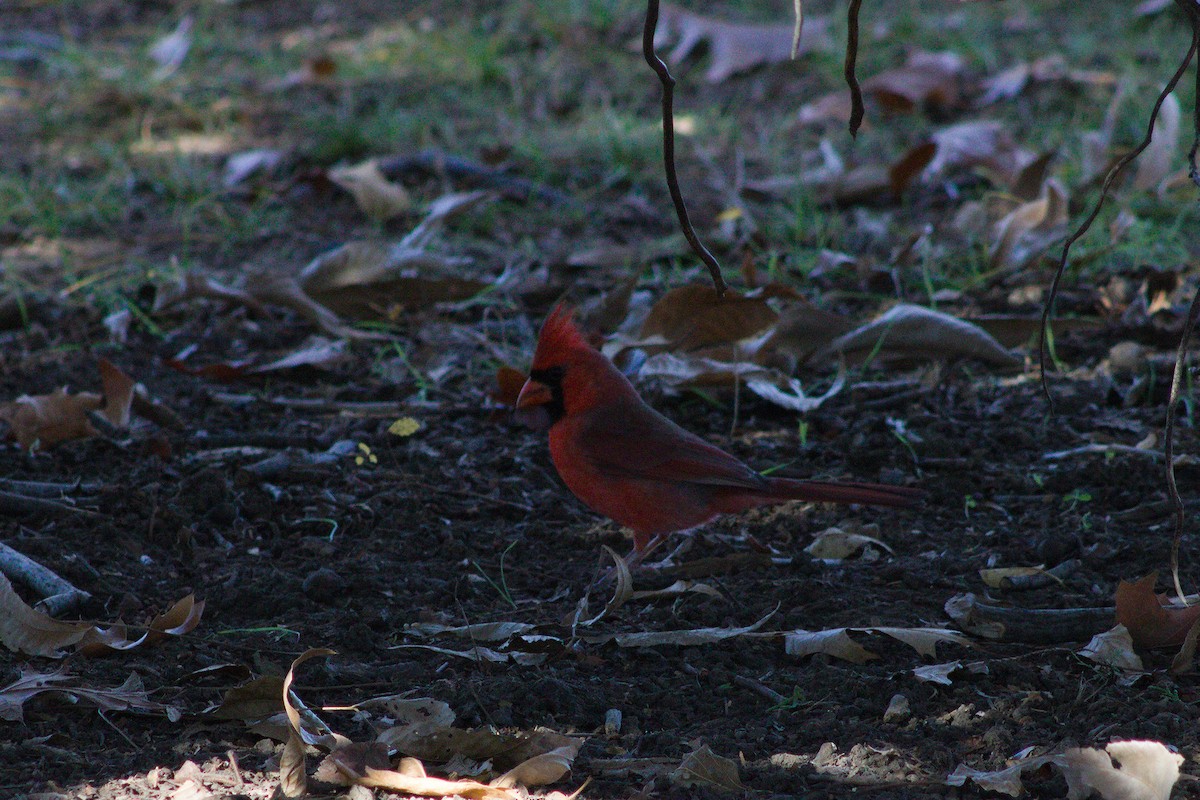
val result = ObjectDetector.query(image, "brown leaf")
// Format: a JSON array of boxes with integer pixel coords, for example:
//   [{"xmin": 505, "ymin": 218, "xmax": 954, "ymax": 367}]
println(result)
[
  {"xmin": 640, "ymin": 285, "xmax": 777, "ymax": 352},
  {"xmin": 76, "ymin": 594, "xmax": 205, "ymax": 656},
  {"xmin": 925, "ymin": 120, "xmax": 1033, "ymax": 184},
  {"xmin": 211, "ymin": 675, "xmax": 286, "ymax": 721},
  {"xmin": 278, "ymin": 648, "xmax": 338, "ymax": 796},
  {"xmin": 670, "ymin": 744, "xmax": 743, "ymax": 793},
  {"xmin": 988, "ymin": 179, "xmax": 1068, "ymax": 271},
  {"xmin": 491, "ymin": 366, "xmax": 527, "ymax": 407},
  {"xmin": 329, "ymin": 159, "xmax": 413, "ymax": 221},
  {"xmin": 0, "ymin": 670, "xmax": 176, "ymax": 722},
  {"xmin": 654, "ymin": 3, "xmax": 832, "ymax": 83},
  {"xmin": 298, "ymin": 242, "xmax": 487, "ymax": 319},
  {"xmin": 0, "ymin": 572, "xmax": 90, "ymax": 658},
  {"xmin": 0, "ymin": 388, "xmax": 102, "ymax": 450},
  {"xmin": 863, "ymin": 50, "xmax": 966, "ymax": 114},
  {"xmin": 889, "ymin": 142, "xmax": 937, "ymax": 196},
  {"xmin": 1115, "ymin": 573, "xmax": 1200, "ymax": 650},
  {"xmin": 491, "ymin": 742, "xmax": 581, "ymax": 788},
  {"xmin": 824, "ymin": 304, "xmax": 1021, "ymax": 366}
]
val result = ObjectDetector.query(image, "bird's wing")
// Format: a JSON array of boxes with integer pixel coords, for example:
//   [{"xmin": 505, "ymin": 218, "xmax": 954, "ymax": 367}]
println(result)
[{"xmin": 577, "ymin": 401, "xmax": 768, "ymax": 490}]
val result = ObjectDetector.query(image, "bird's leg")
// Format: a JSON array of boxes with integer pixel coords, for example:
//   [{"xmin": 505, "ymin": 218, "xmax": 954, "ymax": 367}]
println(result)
[{"xmin": 635, "ymin": 531, "xmax": 695, "ymax": 571}]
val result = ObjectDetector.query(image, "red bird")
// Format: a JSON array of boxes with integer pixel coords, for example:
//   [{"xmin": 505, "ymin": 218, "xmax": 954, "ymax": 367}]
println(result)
[{"xmin": 516, "ymin": 306, "xmax": 921, "ymax": 556}]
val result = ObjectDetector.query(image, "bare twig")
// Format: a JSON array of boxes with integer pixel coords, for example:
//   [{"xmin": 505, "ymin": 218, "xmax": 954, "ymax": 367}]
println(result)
[
  {"xmin": 732, "ymin": 674, "xmax": 788, "ymax": 704},
  {"xmin": 1164, "ymin": 0, "xmax": 1200, "ymax": 605},
  {"xmin": 0, "ymin": 490, "xmax": 101, "ymax": 518},
  {"xmin": 0, "ymin": 540, "xmax": 91, "ymax": 616},
  {"xmin": 1039, "ymin": 10, "xmax": 1199, "ymax": 401},
  {"xmin": 642, "ymin": 0, "xmax": 727, "ymax": 296},
  {"xmin": 1165, "ymin": 288, "xmax": 1200, "ymax": 603},
  {"xmin": 845, "ymin": 0, "xmax": 864, "ymax": 137}
]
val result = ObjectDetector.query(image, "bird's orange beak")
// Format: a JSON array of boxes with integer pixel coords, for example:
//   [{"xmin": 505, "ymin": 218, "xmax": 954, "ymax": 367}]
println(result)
[{"xmin": 515, "ymin": 378, "xmax": 553, "ymax": 409}]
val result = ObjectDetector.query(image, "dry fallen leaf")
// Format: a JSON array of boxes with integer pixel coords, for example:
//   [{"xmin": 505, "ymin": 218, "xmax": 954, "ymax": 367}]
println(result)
[
  {"xmin": 0, "ymin": 572, "xmax": 90, "ymax": 657},
  {"xmin": 149, "ymin": 15, "xmax": 193, "ymax": 80},
  {"xmin": 0, "ymin": 670, "xmax": 178, "ymax": 723},
  {"xmin": 329, "ymin": 159, "xmax": 413, "ymax": 220},
  {"xmin": 979, "ymin": 566, "xmax": 1045, "ymax": 589},
  {"xmin": 654, "ymin": 3, "xmax": 832, "ymax": 83},
  {"xmin": 1132, "ymin": 92, "xmax": 1180, "ymax": 192},
  {"xmin": 1054, "ymin": 741, "xmax": 1182, "ymax": 800},
  {"xmin": 947, "ymin": 754, "xmax": 1055, "ymax": 797},
  {"xmin": 639, "ymin": 285, "xmax": 778, "ymax": 352},
  {"xmin": 1115, "ymin": 573, "xmax": 1200, "ymax": 650},
  {"xmin": 785, "ymin": 628, "xmax": 878, "ymax": 664},
  {"xmin": 989, "ymin": 179, "xmax": 1069, "ymax": 271},
  {"xmin": 1078, "ymin": 625, "xmax": 1145, "ymax": 672},
  {"xmin": 670, "ymin": 744, "xmax": 743, "ymax": 792},
  {"xmin": 491, "ymin": 742, "xmax": 581, "ymax": 788},
  {"xmin": 805, "ymin": 527, "xmax": 894, "ymax": 561},
  {"xmin": 824, "ymin": 304, "xmax": 1021, "ymax": 367},
  {"xmin": 587, "ymin": 608, "xmax": 775, "ymax": 648}
]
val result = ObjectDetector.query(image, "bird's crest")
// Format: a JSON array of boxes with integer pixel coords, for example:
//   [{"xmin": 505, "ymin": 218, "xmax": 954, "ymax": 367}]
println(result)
[{"xmin": 533, "ymin": 304, "xmax": 589, "ymax": 366}]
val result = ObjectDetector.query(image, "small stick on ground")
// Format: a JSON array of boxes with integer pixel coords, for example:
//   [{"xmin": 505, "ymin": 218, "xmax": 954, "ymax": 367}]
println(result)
[
  {"xmin": 0, "ymin": 540, "xmax": 91, "ymax": 616},
  {"xmin": 0, "ymin": 490, "xmax": 101, "ymax": 518},
  {"xmin": 732, "ymin": 674, "xmax": 788, "ymax": 704}
]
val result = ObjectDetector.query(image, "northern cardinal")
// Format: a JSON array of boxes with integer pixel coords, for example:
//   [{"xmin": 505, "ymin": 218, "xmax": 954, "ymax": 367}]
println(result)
[{"xmin": 516, "ymin": 306, "xmax": 921, "ymax": 555}]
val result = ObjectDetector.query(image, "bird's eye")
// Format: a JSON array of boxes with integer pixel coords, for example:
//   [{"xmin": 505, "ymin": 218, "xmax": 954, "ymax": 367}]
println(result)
[{"xmin": 530, "ymin": 365, "xmax": 565, "ymax": 386}]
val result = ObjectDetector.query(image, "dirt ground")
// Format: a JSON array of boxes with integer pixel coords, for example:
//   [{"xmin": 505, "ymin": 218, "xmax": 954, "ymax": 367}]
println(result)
[{"xmin": 3, "ymin": 1, "xmax": 1200, "ymax": 798}]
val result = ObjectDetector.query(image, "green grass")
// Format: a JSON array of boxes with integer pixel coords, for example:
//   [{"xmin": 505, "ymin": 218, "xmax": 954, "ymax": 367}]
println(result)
[{"xmin": 1, "ymin": 0, "xmax": 1196, "ymax": 315}]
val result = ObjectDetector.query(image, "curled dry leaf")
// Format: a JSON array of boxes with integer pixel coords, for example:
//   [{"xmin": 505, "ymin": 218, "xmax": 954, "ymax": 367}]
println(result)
[
  {"xmin": 0, "ymin": 670, "xmax": 178, "ymax": 723},
  {"xmin": 979, "ymin": 566, "xmax": 1045, "ymax": 589},
  {"xmin": 635, "ymin": 351, "xmax": 844, "ymax": 413},
  {"xmin": 824, "ymin": 304, "xmax": 1020, "ymax": 367},
  {"xmin": 586, "ymin": 607, "xmax": 776, "ymax": 648},
  {"xmin": 1054, "ymin": 741, "xmax": 1182, "ymax": 800},
  {"xmin": 223, "ymin": 148, "xmax": 284, "ymax": 188},
  {"xmin": 0, "ymin": 572, "xmax": 90, "ymax": 657},
  {"xmin": 1114, "ymin": 573, "xmax": 1200, "ymax": 650},
  {"xmin": 989, "ymin": 179, "xmax": 1068, "ymax": 271},
  {"xmin": 639, "ymin": 285, "xmax": 778, "ymax": 352},
  {"xmin": 631, "ymin": 580, "xmax": 724, "ymax": 601},
  {"xmin": 805, "ymin": 527, "xmax": 894, "ymax": 561},
  {"xmin": 153, "ymin": 270, "xmax": 266, "ymax": 315},
  {"xmin": 653, "ymin": 3, "xmax": 832, "ymax": 83},
  {"xmin": 329, "ymin": 159, "xmax": 413, "ymax": 221},
  {"xmin": 0, "ymin": 571, "xmax": 202, "ymax": 659},
  {"xmin": 1132, "ymin": 92, "xmax": 1180, "ymax": 192},
  {"xmin": 211, "ymin": 675, "xmax": 285, "ymax": 721},
  {"xmin": 786, "ymin": 627, "xmax": 970, "ymax": 663},
  {"xmin": 785, "ymin": 628, "xmax": 878, "ymax": 664},
  {"xmin": 404, "ymin": 622, "xmax": 535, "ymax": 642},
  {"xmin": 0, "ymin": 358, "xmax": 135, "ymax": 451},
  {"xmin": 577, "ymin": 545, "xmax": 633, "ymax": 627},
  {"xmin": 796, "ymin": 50, "xmax": 966, "ymax": 125},
  {"xmin": 670, "ymin": 744, "xmax": 743, "ymax": 793},
  {"xmin": 947, "ymin": 754, "xmax": 1055, "ymax": 797},
  {"xmin": 924, "ymin": 120, "xmax": 1034, "ymax": 185},
  {"xmin": 77, "ymin": 594, "xmax": 205, "ymax": 656},
  {"xmin": 149, "ymin": 15, "xmax": 192, "ymax": 80},
  {"xmin": 342, "ymin": 762, "xmax": 512, "ymax": 799},
  {"xmin": 279, "ymin": 648, "xmax": 340, "ymax": 797},
  {"xmin": 491, "ymin": 741, "xmax": 581, "ymax": 788},
  {"xmin": 1078, "ymin": 625, "xmax": 1145, "ymax": 672}
]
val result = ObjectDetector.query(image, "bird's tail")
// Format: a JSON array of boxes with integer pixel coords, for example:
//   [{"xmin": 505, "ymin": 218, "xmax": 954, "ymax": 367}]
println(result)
[{"xmin": 764, "ymin": 478, "xmax": 923, "ymax": 508}]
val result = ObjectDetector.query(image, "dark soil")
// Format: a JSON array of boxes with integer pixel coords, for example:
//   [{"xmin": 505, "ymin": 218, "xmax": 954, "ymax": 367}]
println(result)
[
  {"xmin": 2, "ymin": 308, "xmax": 1197, "ymax": 798},
  {"xmin": 3, "ymin": 1, "xmax": 1200, "ymax": 798}
]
